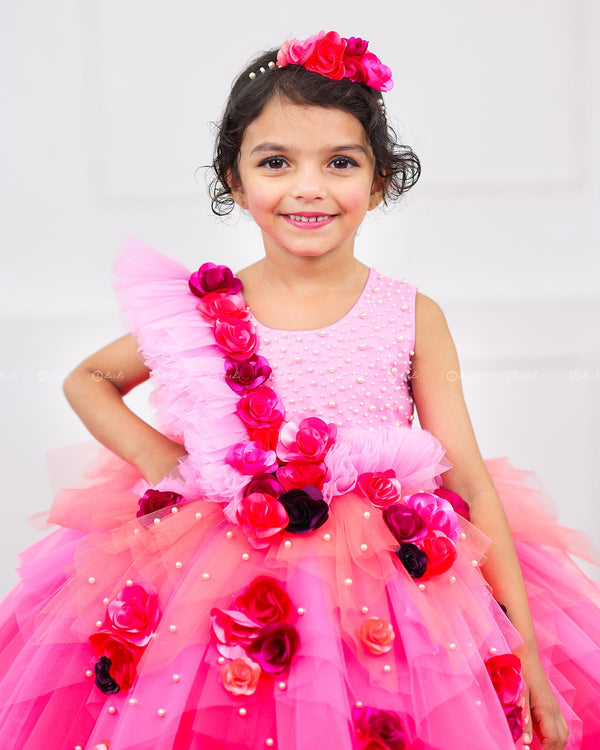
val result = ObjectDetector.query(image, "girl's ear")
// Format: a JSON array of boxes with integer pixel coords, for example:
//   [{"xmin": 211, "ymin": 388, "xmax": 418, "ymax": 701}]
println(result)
[
  {"xmin": 368, "ymin": 175, "xmax": 385, "ymax": 211},
  {"xmin": 227, "ymin": 169, "xmax": 249, "ymax": 210}
]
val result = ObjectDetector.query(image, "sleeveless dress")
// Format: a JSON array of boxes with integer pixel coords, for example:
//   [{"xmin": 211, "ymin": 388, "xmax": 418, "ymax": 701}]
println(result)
[{"xmin": 0, "ymin": 237, "xmax": 599, "ymax": 750}]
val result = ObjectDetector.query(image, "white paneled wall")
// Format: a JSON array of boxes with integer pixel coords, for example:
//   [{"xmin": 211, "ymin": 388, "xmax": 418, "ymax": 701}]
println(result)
[{"xmin": 1, "ymin": 0, "xmax": 599, "ymax": 596}]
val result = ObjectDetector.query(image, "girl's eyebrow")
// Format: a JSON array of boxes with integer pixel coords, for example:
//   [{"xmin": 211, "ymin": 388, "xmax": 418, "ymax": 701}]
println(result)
[{"xmin": 249, "ymin": 143, "xmax": 368, "ymax": 156}]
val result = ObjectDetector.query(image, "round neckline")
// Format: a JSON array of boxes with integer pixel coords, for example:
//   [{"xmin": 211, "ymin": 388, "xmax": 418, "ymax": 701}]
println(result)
[{"xmin": 245, "ymin": 268, "xmax": 374, "ymax": 334}]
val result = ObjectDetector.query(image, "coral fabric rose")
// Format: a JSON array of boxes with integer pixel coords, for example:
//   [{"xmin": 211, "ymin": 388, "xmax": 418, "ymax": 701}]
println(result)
[
  {"xmin": 189, "ymin": 262, "xmax": 242, "ymax": 298},
  {"xmin": 246, "ymin": 622, "xmax": 300, "ymax": 676},
  {"xmin": 276, "ymin": 417, "xmax": 337, "ymax": 463},
  {"xmin": 383, "ymin": 504, "xmax": 427, "ymax": 543},
  {"xmin": 105, "ymin": 583, "xmax": 160, "ymax": 647},
  {"xmin": 225, "ymin": 355, "xmax": 272, "ymax": 394},
  {"xmin": 236, "ymin": 386, "xmax": 285, "ymax": 430},
  {"xmin": 234, "ymin": 576, "xmax": 293, "ymax": 625},
  {"xmin": 358, "ymin": 617, "xmax": 395, "ymax": 655},
  {"xmin": 404, "ymin": 491, "xmax": 460, "ymax": 543},
  {"xmin": 278, "ymin": 486, "xmax": 329, "ymax": 534},
  {"xmin": 196, "ymin": 290, "xmax": 249, "ymax": 323},
  {"xmin": 213, "ymin": 316, "xmax": 258, "ymax": 360},
  {"xmin": 396, "ymin": 543, "xmax": 428, "ymax": 579},
  {"xmin": 276, "ymin": 460, "xmax": 327, "ymax": 491},
  {"xmin": 416, "ymin": 536, "xmax": 457, "ymax": 579},
  {"xmin": 226, "ymin": 441, "xmax": 278, "ymax": 474},
  {"xmin": 235, "ymin": 492, "xmax": 289, "ymax": 548},
  {"xmin": 243, "ymin": 473, "xmax": 283, "ymax": 498},
  {"xmin": 221, "ymin": 656, "xmax": 261, "ymax": 696},
  {"xmin": 434, "ymin": 487, "xmax": 471, "ymax": 521},
  {"xmin": 210, "ymin": 607, "xmax": 261, "ymax": 658},
  {"xmin": 136, "ymin": 489, "xmax": 183, "ymax": 525},
  {"xmin": 357, "ymin": 470, "xmax": 401, "ymax": 509},
  {"xmin": 89, "ymin": 633, "xmax": 141, "ymax": 691},
  {"xmin": 485, "ymin": 653, "xmax": 524, "ymax": 705},
  {"xmin": 352, "ymin": 706, "xmax": 406, "ymax": 750}
]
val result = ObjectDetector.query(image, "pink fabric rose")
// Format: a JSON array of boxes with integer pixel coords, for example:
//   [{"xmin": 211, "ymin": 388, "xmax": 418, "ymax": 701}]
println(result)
[
  {"xmin": 358, "ymin": 617, "xmax": 395, "ymax": 655},
  {"xmin": 404, "ymin": 491, "xmax": 460, "ymax": 542},
  {"xmin": 234, "ymin": 576, "xmax": 293, "ymax": 625},
  {"xmin": 236, "ymin": 386, "xmax": 285, "ymax": 430},
  {"xmin": 195, "ymin": 290, "xmax": 249, "ymax": 323},
  {"xmin": 221, "ymin": 656, "xmax": 261, "ymax": 696},
  {"xmin": 213, "ymin": 316, "xmax": 258, "ymax": 361},
  {"xmin": 226, "ymin": 441, "xmax": 278, "ymax": 474},
  {"xmin": 360, "ymin": 51, "xmax": 393, "ymax": 92},
  {"xmin": 246, "ymin": 622, "xmax": 300, "ymax": 676},
  {"xmin": 276, "ymin": 417, "xmax": 336, "ymax": 463},
  {"xmin": 210, "ymin": 607, "xmax": 261, "ymax": 659},
  {"xmin": 343, "ymin": 36, "xmax": 370, "ymax": 84},
  {"xmin": 225, "ymin": 355, "xmax": 272, "ymax": 394},
  {"xmin": 189, "ymin": 262, "xmax": 242, "ymax": 298},
  {"xmin": 277, "ymin": 36, "xmax": 314, "ymax": 66},
  {"xmin": 357, "ymin": 470, "xmax": 401, "ymax": 509},
  {"xmin": 104, "ymin": 583, "xmax": 160, "ymax": 647},
  {"xmin": 276, "ymin": 460, "xmax": 327, "ymax": 491},
  {"xmin": 235, "ymin": 492, "xmax": 289, "ymax": 548},
  {"xmin": 434, "ymin": 487, "xmax": 471, "ymax": 521}
]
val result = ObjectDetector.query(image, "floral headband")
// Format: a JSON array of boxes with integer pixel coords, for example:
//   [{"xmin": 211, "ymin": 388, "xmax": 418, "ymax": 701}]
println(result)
[{"xmin": 248, "ymin": 30, "xmax": 393, "ymax": 93}]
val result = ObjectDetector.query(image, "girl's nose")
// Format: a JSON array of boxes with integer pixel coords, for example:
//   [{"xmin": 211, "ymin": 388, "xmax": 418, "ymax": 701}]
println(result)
[{"xmin": 291, "ymin": 165, "xmax": 326, "ymax": 201}]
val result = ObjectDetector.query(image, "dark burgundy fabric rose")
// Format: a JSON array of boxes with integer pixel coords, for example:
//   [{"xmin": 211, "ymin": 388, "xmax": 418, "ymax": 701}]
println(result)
[
  {"xmin": 105, "ymin": 583, "xmax": 160, "ymax": 647},
  {"xmin": 243, "ymin": 473, "xmax": 283, "ymax": 498},
  {"xmin": 234, "ymin": 576, "xmax": 293, "ymax": 625},
  {"xmin": 383, "ymin": 504, "xmax": 427, "ymax": 543},
  {"xmin": 94, "ymin": 656, "xmax": 120, "ymax": 695},
  {"xmin": 89, "ymin": 633, "xmax": 140, "ymax": 691},
  {"xmin": 246, "ymin": 622, "xmax": 300, "ymax": 675},
  {"xmin": 278, "ymin": 486, "xmax": 329, "ymax": 534},
  {"xmin": 434, "ymin": 487, "xmax": 471, "ymax": 521},
  {"xmin": 396, "ymin": 543, "xmax": 428, "ymax": 579},
  {"xmin": 236, "ymin": 386, "xmax": 285, "ymax": 430},
  {"xmin": 352, "ymin": 705, "xmax": 406, "ymax": 750},
  {"xmin": 504, "ymin": 704, "xmax": 524, "ymax": 742},
  {"xmin": 225, "ymin": 355, "xmax": 272, "ymax": 394},
  {"xmin": 188, "ymin": 262, "xmax": 242, "ymax": 298},
  {"xmin": 136, "ymin": 489, "xmax": 183, "ymax": 525}
]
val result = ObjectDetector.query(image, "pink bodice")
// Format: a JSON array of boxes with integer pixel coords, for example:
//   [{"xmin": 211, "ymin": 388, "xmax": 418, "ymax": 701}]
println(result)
[{"xmin": 248, "ymin": 269, "xmax": 416, "ymax": 430}]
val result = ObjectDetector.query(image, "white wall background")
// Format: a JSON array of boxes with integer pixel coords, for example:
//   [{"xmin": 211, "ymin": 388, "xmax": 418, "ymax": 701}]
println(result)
[{"xmin": 1, "ymin": 0, "xmax": 599, "ymax": 596}]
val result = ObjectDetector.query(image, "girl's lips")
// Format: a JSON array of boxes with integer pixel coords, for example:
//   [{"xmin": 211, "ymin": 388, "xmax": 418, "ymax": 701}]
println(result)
[{"xmin": 282, "ymin": 213, "xmax": 336, "ymax": 229}]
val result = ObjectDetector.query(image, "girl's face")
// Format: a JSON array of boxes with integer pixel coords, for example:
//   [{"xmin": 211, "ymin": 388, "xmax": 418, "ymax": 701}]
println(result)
[{"xmin": 232, "ymin": 97, "xmax": 382, "ymax": 264}]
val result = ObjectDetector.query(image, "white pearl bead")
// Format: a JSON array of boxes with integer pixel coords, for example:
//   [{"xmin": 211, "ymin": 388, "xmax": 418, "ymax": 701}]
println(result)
[
  {"xmin": 448, "ymin": 642, "xmax": 456, "ymax": 650},
  {"xmin": 129, "ymin": 697, "xmax": 138, "ymax": 705},
  {"xmin": 108, "ymin": 706, "xmax": 116, "ymax": 714},
  {"xmin": 449, "ymin": 576, "xmax": 457, "ymax": 584},
  {"xmin": 471, "ymin": 560, "xmax": 479, "ymax": 567},
  {"xmin": 96, "ymin": 620, "xmax": 103, "ymax": 628},
  {"xmin": 418, "ymin": 583, "xmax": 426, "ymax": 591},
  {"xmin": 133, "ymin": 528, "xmax": 140, "ymax": 535},
  {"xmin": 88, "ymin": 577, "xmax": 95, "ymax": 584},
  {"xmin": 126, "ymin": 579, "xmax": 133, "ymax": 586},
  {"xmin": 239, "ymin": 707, "xmax": 247, "ymax": 716},
  {"xmin": 195, "ymin": 512, "xmax": 202, "ymax": 520},
  {"xmin": 202, "ymin": 572, "xmax": 210, "ymax": 580},
  {"xmin": 169, "ymin": 624, "xmax": 177, "ymax": 632},
  {"xmin": 175, "ymin": 561, "xmax": 183, "ymax": 569},
  {"xmin": 153, "ymin": 517, "xmax": 161, "ymax": 525},
  {"xmin": 103, "ymin": 597, "xmax": 110, "ymax": 605},
  {"xmin": 85, "ymin": 669, "xmax": 93, "ymax": 678},
  {"xmin": 242, "ymin": 553, "xmax": 249, "ymax": 561},
  {"xmin": 297, "ymin": 607, "xmax": 305, "ymax": 615},
  {"xmin": 489, "ymin": 646, "xmax": 497, "ymax": 654},
  {"xmin": 323, "ymin": 533, "xmax": 331, "ymax": 542},
  {"xmin": 383, "ymin": 664, "xmax": 391, "ymax": 672},
  {"xmin": 459, "ymin": 532, "xmax": 466, "ymax": 540},
  {"xmin": 361, "ymin": 606, "xmax": 369, "ymax": 614},
  {"xmin": 278, "ymin": 681, "xmax": 287, "ymax": 690},
  {"xmin": 363, "ymin": 511, "xmax": 371, "ymax": 519},
  {"xmin": 355, "ymin": 700, "xmax": 363, "ymax": 708},
  {"xmin": 173, "ymin": 674, "xmax": 180, "ymax": 682},
  {"xmin": 360, "ymin": 544, "xmax": 368, "ymax": 552},
  {"xmin": 226, "ymin": 530, "xmax": 233, "ymax": 538},
  {"xmin": 266, "ymin": 739, "xmax": 274, "ymax": 747},
  {"xmin": 157, "ymin": 708, "xmax": 166, "ymax": 717},
  {"xmin": 284, "ymin": 540, "xmax": 292, "ymax": 549},
  {"xmin": 344, "ymin": 578, "xmax": 353, "ymax": 586},
  {"xmin": 171, "ymin": 506, "xmax": 178, "ymax": 514}
]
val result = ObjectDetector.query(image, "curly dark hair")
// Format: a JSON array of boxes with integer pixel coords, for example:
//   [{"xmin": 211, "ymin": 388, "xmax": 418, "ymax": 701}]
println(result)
[{"xmin": 209, "ymin": 49, "xmax": 421, "ymax": 216}]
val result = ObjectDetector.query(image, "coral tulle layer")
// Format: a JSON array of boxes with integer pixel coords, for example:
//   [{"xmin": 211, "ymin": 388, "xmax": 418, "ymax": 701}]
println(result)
[{"xmin": 0, "ymin": 448, "xmax": 599, "ymax": 750}]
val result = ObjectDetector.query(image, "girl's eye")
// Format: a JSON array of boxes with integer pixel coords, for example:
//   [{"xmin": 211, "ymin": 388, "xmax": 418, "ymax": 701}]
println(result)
[
  {"xmin": 330, "ymin": 157, "xmax": 358, "ymax": 170},
  {"xmin": 259, "ymin": 157, "xmax": 287, "ymax": 170}
]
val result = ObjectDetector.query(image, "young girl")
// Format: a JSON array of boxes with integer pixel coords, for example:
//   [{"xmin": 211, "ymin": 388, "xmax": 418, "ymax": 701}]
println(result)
[{"xmin": 0, "ymin": 30, "xmax": 598, "ymax": 750}]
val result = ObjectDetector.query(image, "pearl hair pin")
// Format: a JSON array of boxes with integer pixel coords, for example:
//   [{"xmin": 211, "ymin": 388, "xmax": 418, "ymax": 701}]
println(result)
[{"xmin": 248, "ymin": 61, "xmax": 276, "ymax": 79}]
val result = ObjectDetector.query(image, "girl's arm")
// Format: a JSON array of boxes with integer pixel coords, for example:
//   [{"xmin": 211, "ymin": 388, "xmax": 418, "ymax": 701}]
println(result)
[
  {"xmin": 62, "ymin": 334, "xmax": 188, "ymax": 485},
  {"xmin": 411, "ymin": 293, "xmax": 568, "ymax": 750}
]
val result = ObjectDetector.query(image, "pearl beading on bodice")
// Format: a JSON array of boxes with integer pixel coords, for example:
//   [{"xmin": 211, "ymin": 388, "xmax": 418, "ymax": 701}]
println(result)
[{"xmin": 249, "ymin": 270, "xmax": 416, "ymax": 430}]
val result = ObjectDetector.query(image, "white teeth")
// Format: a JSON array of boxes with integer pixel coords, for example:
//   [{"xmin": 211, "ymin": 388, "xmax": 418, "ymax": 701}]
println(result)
[{"xmin": 288, "ymin": 214, "xmax": 330, "ymax": 223}]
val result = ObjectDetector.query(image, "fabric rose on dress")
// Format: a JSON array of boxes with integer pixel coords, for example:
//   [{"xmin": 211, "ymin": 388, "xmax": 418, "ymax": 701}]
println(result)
[
  {"xmin": 404, "ymin": 491, "xmax": 460, "ymax": 543},
  {"xmin": 503, "ymin": 704, "xmax": 525, "ymax": 742},
  {"xmin": 236, "ymin": 386, "xmax": 285, "ymax": 430},
  {"xmin": 276, "ymin": 417, "xmax": 337, "ymax": 463},
  {"xmin": 196, "ymin": 290, "xmax": 249, "ymax": 323},
  {"xmin": 396, "ymin": 543, "xmax": 428, "ymax": 579},
  {"xmin": 485, "ymin": 653, "xmax": 524, "ymax": 705},
  {"xmin": 358, "ymin": 617, "xmax": 395, "ymax": 655},
  {"xmin": 226, "ymin": 441, "xmax": 278, "ymax": 475},
  {"xmin": 89, "ymin": 633, "xmax": 141, "ymax": 692},
  {"xmin": 225, "ymin": 355, "xmax": 272, "ymax": 394},
  {"xmin": 213, "ymin": 316, "xmax": 258, "ymax": 360},
  {"xmin": 383, "ymin": 504, "xmax": 427, "ymax": 543},
  {"xmin": 434, "ymin": 487, "xmax": 471, "ymax": 521},
  {"xmin": 189, "ymin": 262, "xmax": 242, "ymax": 298},
  {"xmin": 210, "ymin": 607, "xmax": 261, "ymax": 659},
  {"xmin": 136, "ymin": 489, "xmax": 184, "ymax": 525},
  {"xmin": 93, "ymin": 656, "xmax": 120, "ymax": 695},
  {"xmin": 352, "ymin": 706, "xmax": 406, "ymax": 750},
  {"xmin": 234, "ymin": 576, "xmax": 293, "ymax": 625},
  {"xmin": 235, "ymin": 492, "xmax": 289, "ymax": 548},
  {"xmin": 243, "ymin": 473, "xmax": 283, "ymax": 498},
  {"xmin": 104, "ymin": 583, "xmax": 160, "ymax": 647},
  {"xmin": 221, "ymin": 655, "xmax": 261, "ymax": 696},
  {"xmin": 415, "ymin": 536, "xmax": 457, "ymax": 579},
  {"xmin": 246, "ymin": 622, "xmax": 300, "ymax": 676},
  {"xmin": 276, "ymin": 460, "xmax": 327, "ymax": 491},
  {"xmin": 278, "ymin": 486, "xmax": 329, "ymax": 534},
  {"xmin": 357, "ymin": 470, "xmax": 402, "ymax": 509}
]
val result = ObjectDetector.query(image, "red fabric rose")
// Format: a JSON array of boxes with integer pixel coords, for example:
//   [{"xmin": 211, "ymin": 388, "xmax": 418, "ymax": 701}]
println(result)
[
  {"xmin": 89, "ymin": 632, "xmax": 141, "ymax": 691},
  {"xmin": 235, "ymin": 492, "xmax": 289, "ymax": 548},
  {"xmin": 210, "ymin": 607, "xmax": 261, "ymax": 659},
  {"xmin": 485, "ymin": 653, "xmax": 523, "ymax": 705},
  {"xmin": 248, "ymin": 425, "xmax": 281, "ymax": 452},
  {"xmin": 301, "ymin": 31, "xmax": 346, "ymax": 80},
  {"xmin": 416, "ymin": 535, "xmax": 457, "ymax": 579},
  {"xmin": 246, "ymin": 622, "xmax": 300, "ymax": 676},
  {"xmin": 234, "ymin": 576, "xmax": 293, "ymax": 625},
  {"xmin": 276, "ymin": 417, "xmax": 336, "ymax": 462},
  {"xmin": 357, "ymin": 470, "xmax": 401, "ymax": 509},
  {"xmin": 226, "ymin": 441, "xmax": 278, "ymax": 475},
  {"xmin": 213, "ymin": 316, "xmax": 258, "ymax": 360},
  {"xmin": 195, "ymin": 290, "xmax": 249, "ymax": 323},
  {"xmin": 188, "ymin": 262, "xmax": 242, "ymax": 298},
  {"xmin": 276, "ymin": 460, "xmax": 327, "ymax": 491},
  {"xmin": 236, "ymin": 386, "xmax": 285, "ymax": 430},
  {"xmin": 104, "ymin": 583, "xmax": 160, "ymax": 647}
]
